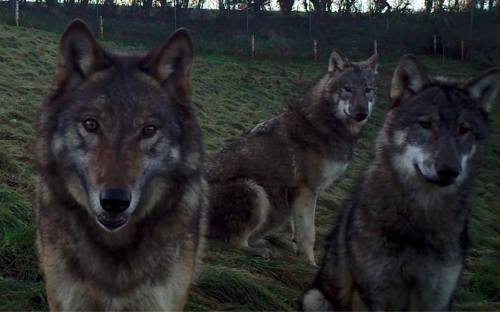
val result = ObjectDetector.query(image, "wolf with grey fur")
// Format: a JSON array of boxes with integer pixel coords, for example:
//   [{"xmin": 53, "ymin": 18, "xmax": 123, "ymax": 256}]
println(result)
[
  {"xmin": 208, "ymin": 50, "xmax": 378, "ymax": 265},
  {"xmin": 302, "ymin": 55, "xmax": 498, "ymax": 310},
  {"xmin": 34, "ymin": 20, "xmax": 207, "ymax": 310}
]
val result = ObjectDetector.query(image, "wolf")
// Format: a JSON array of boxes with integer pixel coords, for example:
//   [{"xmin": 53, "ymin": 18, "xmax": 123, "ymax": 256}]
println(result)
[
  {"xmin": 34, "ymin": 19, "xmax": 207, "ymax": 311},
  {"xmin": 302, "ymin": 55, "xmax": 498, "ymax": 311},
  {"xmin": 208, "ymin": 50, "xmax": 378, "ymax": 265}
]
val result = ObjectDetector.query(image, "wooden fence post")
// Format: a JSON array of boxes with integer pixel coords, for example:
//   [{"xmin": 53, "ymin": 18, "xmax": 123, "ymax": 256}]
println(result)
[
  {"xmin": 374, "ymin": 40, "xmax": 378, "ymax": 54},
  {"xmin": 99, "ymin": 16, "xmax": 103, "ymax": 39},
  {"xmin": 15, "ymin": 0, "xmax": 19, "ymax": 26},
  {"xmin": 313, "ymin": 40, "xmax": 318, "ymax": 61},
  {"xmin": 251, "ymin": 35, "xmax": 255, "ymax": 59},
  {"xmin": 433, "ymin": 35, "xmax": 437, "ymax": 55},
  {"xmin": 251, "ymin": 34, "xmax": 255, "ymax": 59},
  {"xmin": 441, "ymin": 45, "xmax": 445, "ymax": 65},
  {"xmin": 460, "ymin": 40, "xmax": 465, "ymax": 61}
]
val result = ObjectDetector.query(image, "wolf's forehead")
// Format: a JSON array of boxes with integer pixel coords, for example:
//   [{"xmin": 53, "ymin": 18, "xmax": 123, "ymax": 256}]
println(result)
[
  {"xmin": 71, "ymin": 83, "xmax": 171, "ymax": 122},
  {"xmin": 84, "ymin": 73, "xmax": 167, "ymax": 106},
  {"xmin": 414, "ymin": 87, "xmax": 475, "ymax": 115},
  {"xmin": 339, "ymin": 67, "xmax": 375, "ymax": 85}
]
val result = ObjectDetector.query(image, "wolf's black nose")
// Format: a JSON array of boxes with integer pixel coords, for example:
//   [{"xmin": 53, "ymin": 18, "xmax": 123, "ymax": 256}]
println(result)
[
  {"xmin": 437, "ymin": 168, "xmax": 460, "ymax": 186},
  {"xmin": 100, "ymin": 188, "xmax": 131, "ymax": 213}
]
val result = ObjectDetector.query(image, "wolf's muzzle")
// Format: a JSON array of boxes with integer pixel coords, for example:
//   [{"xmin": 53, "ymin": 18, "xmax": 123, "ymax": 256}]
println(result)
[
  {"xmin": 345, "ymin": 108, "xmax": 368, "ymax": 122},
  {"xmin": 96, "ymin": 188, "xmax": 131, "ymax": 231},
  {"xmin": 436, "ymin": 167, "xmax": 460, "ymax": 186}
]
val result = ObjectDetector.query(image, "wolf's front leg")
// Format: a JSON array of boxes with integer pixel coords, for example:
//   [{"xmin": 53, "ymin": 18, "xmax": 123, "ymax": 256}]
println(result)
[{"xmin": 292, "ymin": 188, "xmax": 318, "ymax": 266}]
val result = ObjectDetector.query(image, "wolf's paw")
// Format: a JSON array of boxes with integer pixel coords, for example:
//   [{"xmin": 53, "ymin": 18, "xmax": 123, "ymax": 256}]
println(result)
[
  {"xmin": 245, "ymin": 246, "xmax": 273, "ymax": 258},
  {"xmin": 249, "ymin": 238, "xmax": 271, "ymax": 249},
  {"xmin": 298, "ymin": 252, "xmax": 318, "ymax": 267}
]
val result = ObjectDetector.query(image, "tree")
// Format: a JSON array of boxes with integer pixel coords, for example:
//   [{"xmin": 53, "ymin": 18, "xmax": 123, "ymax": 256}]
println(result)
[
  {"xmin": 373, "ymin": 0, "xmax": 392, "ymax": 13},
  {"xmin": 248, "ymin": 0, "xmax": 270, "ymax": 12},
  {"xmin": 277, "ymin": 0, "xmax": 294, "ymax": 15},
  {"xmin": 425, "ymin": 0, "xmax": 434, "ymax": 13},
  {"xmin": 336, "ymin": 0, "xmax": 358, "ymax": 13}
]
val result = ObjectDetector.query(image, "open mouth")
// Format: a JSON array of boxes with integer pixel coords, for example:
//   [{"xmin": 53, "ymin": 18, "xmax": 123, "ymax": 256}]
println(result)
[
  {"xmin": 96, "ymin": 212, "xmax": 129, "ymax": 232},
  {"xmin": 414, "ymin": 163, "xmax": 453, "ymax": 187},
  {"xmin": 344, "ymin": 109, "xmax": 367, "ymax": 122}
]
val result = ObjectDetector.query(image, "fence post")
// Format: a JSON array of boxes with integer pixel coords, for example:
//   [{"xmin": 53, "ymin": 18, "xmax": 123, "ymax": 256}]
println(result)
[
  {"xmin": 460, "ymin": 40, "xmax": 465, "ymax": 61},
  {"xmin": 441, "ymin": 45, "xmax": 445, "ymax": 66},
  {"xmin": 313, "ymin": 40, "xmax": 318, "ymax": 61},
  {"xmin": 374, "ymin": 40, "xmax": 378, "ymax": 54},
  {"xmin": 433, "ymin": 35, "xmax": 437, "ymax": 55},
  {"xmin": 173, "ymin": 0, "xmax": 177, "ymax": 30},
  {"xmin": 246, "ymin": 0, "xmax": 249, "ymax": 34},
  {"xmin": 99, "ymin": 16, "xmax": 103, "ymax": 39},
  {"xmin": 251, "ymin": 34, "xmax": 255, "ymax": 59},
  {"xmin": 15, "ymin": 0, "xmax": 19, "ymax": 26}
]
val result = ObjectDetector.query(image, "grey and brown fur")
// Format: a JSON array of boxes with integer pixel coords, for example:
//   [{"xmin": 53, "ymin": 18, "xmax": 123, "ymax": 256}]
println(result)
[
  {"xmin": 34, "ymin": 20, "xmax": 207, "ymax": 311},
  {"xmin": 302, "ymin": 55, "xmax": 498, "ymax": 311},
  {"xmin": 208, "ymin": 50, "xmax": 378, "ymax": 265}
]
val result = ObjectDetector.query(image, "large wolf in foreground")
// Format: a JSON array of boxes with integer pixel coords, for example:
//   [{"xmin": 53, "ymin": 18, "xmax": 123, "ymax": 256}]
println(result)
[
  {"xmin": 302, "ymin": 55, "xmax": 498, "ymax": 310},
  {"xmin": 208, "ymin": 50, "xmax": 378, "ymax": 265},
  {"xmin": 34, "ymin": 20, "xmax": 207, "ymax": 310}
]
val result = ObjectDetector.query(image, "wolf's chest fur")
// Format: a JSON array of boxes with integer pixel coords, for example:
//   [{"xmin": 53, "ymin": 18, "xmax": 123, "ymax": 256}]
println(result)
[{"xmin": 318, "ymin": 159, "xmax": 348, "ymax": 190}]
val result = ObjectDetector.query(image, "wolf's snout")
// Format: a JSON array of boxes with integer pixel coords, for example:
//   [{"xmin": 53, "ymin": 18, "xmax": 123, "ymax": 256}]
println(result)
[
  {"xmin": 347, "ymin": 107, "xmax": 368, "ymax": 122},
  {"xmin": 436, "ymin": 167, "xmax": 460, "ymax": 186},
  {"xmin": 100, "ymin": 188, "xmax": 131, "ymax": 213},
  {"xmin": 354, "ymin": 112, "xmax": 368, "ymax": 122}
]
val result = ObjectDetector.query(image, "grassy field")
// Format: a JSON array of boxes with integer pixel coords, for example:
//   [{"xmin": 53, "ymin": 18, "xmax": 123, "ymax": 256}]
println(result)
[{"xmin": 0, "ymin": 22, "xmax": 498, "ymax": 311}]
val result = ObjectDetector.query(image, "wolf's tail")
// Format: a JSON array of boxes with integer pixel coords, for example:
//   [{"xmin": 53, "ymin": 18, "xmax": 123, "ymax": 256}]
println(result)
[{"xmin": 301, "ymin": 288, "xmax": 333, "ymax": 311}]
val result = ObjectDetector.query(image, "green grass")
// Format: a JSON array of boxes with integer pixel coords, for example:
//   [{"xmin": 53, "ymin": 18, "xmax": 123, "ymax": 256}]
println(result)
[{"xmin": 0, "ymin": 22, "xmax": 498, "ymax": 311}]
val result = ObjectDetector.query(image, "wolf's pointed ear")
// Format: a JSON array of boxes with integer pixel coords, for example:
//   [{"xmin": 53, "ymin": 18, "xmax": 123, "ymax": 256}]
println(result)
[
  {"xmin": 364, "ymin": 52, "xmax": 378, "ymax": 73},
  {"xmin": 143, "ymin": 28, "xmax": 193, "ymax": 103},
  {"xmin": 461, "ymin": 68, "xmax": 498, "ymax": 114},
  {"xmin": 56, "ymin": 19, "xmax": 108, "ymax": 88},
  {"xmin": 328, "ymin": 49, "xmax": 348, "ymax": 74},
  {"xmin": 390, "ymin": 54, "xmax": 431, "ymax": 106}
]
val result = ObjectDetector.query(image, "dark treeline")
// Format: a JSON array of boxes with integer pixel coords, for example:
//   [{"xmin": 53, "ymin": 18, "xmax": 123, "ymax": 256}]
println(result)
[
  {"xmin": 6, "ymin": 0, "xmax": 499, "ymax": 15},
  {"xmin": 0, "ymin": 0, "xmax": 498, "ymax": 64}
]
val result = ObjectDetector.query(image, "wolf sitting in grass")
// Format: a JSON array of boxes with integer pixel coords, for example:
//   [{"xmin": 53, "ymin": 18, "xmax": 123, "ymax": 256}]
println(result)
[
  {"xmin": 34, "ymin": 20, "xmax": 207, "ymax": 310},
  {"xmin": 208, "ymin": 50, "xmax": 378, "ymax": 265},
  {"xmin": 302, "ymin": 55, "xmax": 498, "ymax": 310}
]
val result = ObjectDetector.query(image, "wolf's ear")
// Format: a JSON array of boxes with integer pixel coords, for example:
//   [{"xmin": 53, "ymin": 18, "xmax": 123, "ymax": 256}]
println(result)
[
  {"xmin": 328, "ymin": 49, "xmax": 349, "ymax": 73},
  {"xmin": 56, "ymin": 19, "xmax": 108, "ymax": 88},
  {"xmin": 143, "ymin": 28, "xmax": 193, "ymax": 103},
  {"xmin": 363, "ymin": 52, "xmax": 378, "ymax": 73},
  {"xmin": 461, "ymin": 68, "xmax": 498, "ymax": 114},
  {"xmin": 390, "ymin": 54, "xmax": 431, "ymax": 106}
]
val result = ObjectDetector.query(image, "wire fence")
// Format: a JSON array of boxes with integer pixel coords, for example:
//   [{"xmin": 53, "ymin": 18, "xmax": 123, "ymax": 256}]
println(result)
[{"xmin": 0, "ymin": 0, "xmax": 498, "ymax": 64}]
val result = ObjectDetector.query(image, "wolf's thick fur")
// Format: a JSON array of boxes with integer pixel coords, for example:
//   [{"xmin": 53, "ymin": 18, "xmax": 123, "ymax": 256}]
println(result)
[
  {"xmin": 208, "ymin": 50, "xmax": 378, "ymax": 265},
  {"xmin": 303, "ymin": 55, "xmax": 498, "ymax": 310},
  {"xmin": 34, "ymin": 20, "xmax": 207, "ymax": 310}
]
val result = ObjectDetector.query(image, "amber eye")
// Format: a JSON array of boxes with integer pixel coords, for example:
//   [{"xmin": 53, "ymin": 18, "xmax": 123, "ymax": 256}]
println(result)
[
  {"xmin": 83, "ymin": 119, "xmax": 98, "ymax": 132},
  {"xmin": 419, "ymin": 120, "xmax": 432, "ymax": 130},
  {"xmin": 143, "ymin": 125, "xmax": 157, "ymax": 137},
  {"xmin": 458, "ymin": 126, "xmax": 471, "ymax": 136}
]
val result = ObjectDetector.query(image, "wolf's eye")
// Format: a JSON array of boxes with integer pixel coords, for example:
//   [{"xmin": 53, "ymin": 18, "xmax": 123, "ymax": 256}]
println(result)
[
  {"xmin": 343, "ymin": 86, "xmax": 352, "ymax": 93},
  {"xmin": 143, "ymin": 125, "xmax": 157, "ymax": 138},
  {"xmin": 458, "ymin": 126, "xmax": 471, "ymax": 136},
  {"xmin": 365, "ymin": 87, "xmax": 373, "ymax": 93},
  {"xmin": 83, "ymin": 119, "xmax": 99, "ymax": 132},
  {"xmin": 418, "ymin": 120, "xmax": 432, "ymax": 130}
]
